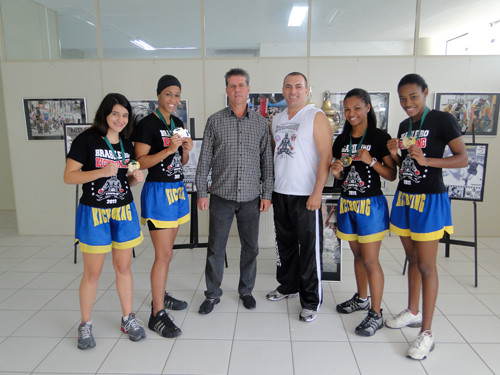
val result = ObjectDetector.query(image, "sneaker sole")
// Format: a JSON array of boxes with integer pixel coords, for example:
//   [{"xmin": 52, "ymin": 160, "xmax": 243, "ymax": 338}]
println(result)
[
  {"xmin": 77, "ymin": 341, "xmax": 96, "ymax": 350},
  {"xmin": 385, "ymin": 321, "xmax": 422, "ymax": 329},
  {"xmin": 299, "ymin": 314, "xmax": 317, "ymax": 322},
  {"xmin": 355, "ymin": 324, "xmax": 383, "ymax": 337},
  {"xmin": 267, "ymin": 292, "xmax": 299, "ymax": 301},
  {"xmin": 407, "ymin": 342, "xmax": 435, "ymax": 360}
]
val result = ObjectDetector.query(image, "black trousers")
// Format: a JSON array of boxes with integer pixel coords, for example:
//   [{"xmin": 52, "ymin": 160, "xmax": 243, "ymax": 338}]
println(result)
[{"xmin": 272, "ymin": 192, "xmax": 323, "ymax": 310}]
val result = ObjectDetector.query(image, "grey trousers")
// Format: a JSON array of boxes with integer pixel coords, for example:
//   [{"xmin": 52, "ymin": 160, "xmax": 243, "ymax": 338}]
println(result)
[{"xmin": 204, "ymin": 194, "xmax": 260, "ymax": 298}]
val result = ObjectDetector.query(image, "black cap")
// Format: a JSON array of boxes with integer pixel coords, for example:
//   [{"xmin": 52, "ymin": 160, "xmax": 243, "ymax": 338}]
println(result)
[{"xmin": 156, "ymin": 75, "xmax": 181, "ymax": 95}]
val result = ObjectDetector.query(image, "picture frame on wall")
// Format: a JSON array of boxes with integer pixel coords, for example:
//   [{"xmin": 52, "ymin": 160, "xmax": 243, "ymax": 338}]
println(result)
[
  {"xmin": 63, "ymin": 123, "xmax": 91, "ymax": 156},
  {"xmin": 226, "ymin": 93, "xmax": 287, "ymax": 122},
  {"xmin": 322, "ymin": 195, "xmax": 342, "ymax": 282},
  {"xmin": 434, "ymin": 93, "xmax": 499, "ymax": 135},
  {"xmin": 442, "ymin": 143, "xmax": 488, "ymax": 201},
  {"xmin": 23, "ymin": 98, "xmax": 87, "ymax": 140},
  {"xmin": 130, "ymin": 99, "xmax": 188, "ymax": 127},
  {"xmin": 325, "ymin": 91, "xmax": 390, "ymax": 137}
]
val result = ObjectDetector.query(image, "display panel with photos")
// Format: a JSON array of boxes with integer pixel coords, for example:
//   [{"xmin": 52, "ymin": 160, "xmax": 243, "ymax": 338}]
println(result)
[
  {"xmin": 442, "ymin": 143, "xmax": 488, "ymax": 201},
  {"xmin": 24, "ymin": 98, "xmax": 87, "ymax": 140},
  {"xmin": 130, "ymin": 100, "xmax": 188, "ymax": 127},
  {"xmin": 63, "ymin": 123, "xmax": 91, "ymax": 156},
  {"xmin": 322, "ymin": 195, "xmax": 342, "ymax": 282},
  {"xmin": 183, "ymin": 139, "xmax": 212, "ymax": 193},
  {"xmin": 226, "ymin": 93, "xmax": 286, "ymax": 122},
  {"xmin": 434, "ymin": 93, "xmax": 498, "ymax": 135},
  {"xmin": 324, "ymin": 92, "xmax": 390, "ymax": 137}
]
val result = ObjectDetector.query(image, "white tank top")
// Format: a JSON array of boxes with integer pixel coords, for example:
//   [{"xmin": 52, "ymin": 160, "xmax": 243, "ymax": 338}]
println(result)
[{"xmin": 272, "ymin": 104, "xmax": 322, "ymax": 195}]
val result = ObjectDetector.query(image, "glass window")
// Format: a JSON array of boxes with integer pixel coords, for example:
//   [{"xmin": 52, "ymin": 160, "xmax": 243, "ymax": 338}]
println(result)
[
  {"xmin": 99, "ymin": 0, "xmax": 202, "ymax": 59},
  {"xmin": 310, "ymin": 0, "xmax": 416, "ymax": 56},
  {"xmin": 420, "ymin": 0, "xmax": 500, "ymax": 55},
  {"xmin": 204, "ymin": 0, "xmax": 308, "ymax": 57},
  {"xmin": 0, "ymin": 0, "xmax": 98, "ymax": 60}
]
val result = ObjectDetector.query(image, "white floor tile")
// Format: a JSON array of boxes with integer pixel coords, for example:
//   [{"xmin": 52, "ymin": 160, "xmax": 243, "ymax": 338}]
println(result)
[
  {"xmin": 228, "ymin": 340, "xmax": 293, "ymax": 375},
  {"xmin": 420, "ymin": 343, "xmax": 493, "ymax": 375},
  {"xmin": 448, "ymin": 315, "xmax": 500, "ymax": 343},
  {"xmin": 98, "ymin": 338, "xmax": 173, "ymax": 374},
  {"xmin": 292, "ymin": 341, "xmax": 359, "ymax": 375},
  {"xmin": 34, "ymin": 337, "xmax": 117, "ymax": 373},
  {"xmin": 12, "ymin": 310, "xmax": 80, "ymax": 337},
  {"xmin": 163, "ymin": 339, "xmax": 232, "ymax": 375},
  {"xmin": 289, "ymin": 312, "xmax": 348, "ymax": 341},
  {"xmin": 351, "ymin": 342, "xmax": 427, "ymax": 374},
  {"xmin": 0, "ymin": 337, "xmax": 60, "ymax": 373},
  {"xmin": 234, "ymin": 312, "xmax": 290, "ymax": 340},
  {"xmin": 437, "ymin": 293, "xmax": 493, "ymax": 315},
  {"xmin": 0, "ymin": 289, "xmax": 60, "ymax": 310},
  {"xmin": 470, "ymin": 343, "xmax": 500, "ymax": 374},
  {"xmin": 180, "ymin": 312, "xmax": 237, "ymax": 340}
]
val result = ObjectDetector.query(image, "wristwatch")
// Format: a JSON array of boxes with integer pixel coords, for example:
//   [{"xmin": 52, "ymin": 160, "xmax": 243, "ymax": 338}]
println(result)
[{"xmin": 369, "ymin": 158, "xmax": 377, "ymax": 167}]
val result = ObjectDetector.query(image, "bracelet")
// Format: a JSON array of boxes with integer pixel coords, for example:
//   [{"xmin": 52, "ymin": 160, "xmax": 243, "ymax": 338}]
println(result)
[{"xmin": 369, "ymin": 158, "xmax": 377, "ymax": 167}]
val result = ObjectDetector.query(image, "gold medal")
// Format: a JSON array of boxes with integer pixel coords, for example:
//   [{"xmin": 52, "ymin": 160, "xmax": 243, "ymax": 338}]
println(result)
[
  {"xmin": 402, "ymin": 136, "xmax": 416, "ymax": 148},
  {"xmin": 127, "ymin": 160, "xmax": 140, "ymax": 173},
  {"xmin": 340, "ymin": 154, "xmax": 352, "ymax": 167}
]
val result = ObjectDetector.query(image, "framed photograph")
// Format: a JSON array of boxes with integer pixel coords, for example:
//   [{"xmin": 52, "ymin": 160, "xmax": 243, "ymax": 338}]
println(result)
[
  {"xmin": 130, "ymin": 99, "xmax": 188, "ymax": 127},
  {"xmin": 63, "ymin": 123, "xmax": 91, "ymax": 156},
  {"xmin": 434, "ymin": 93, "xmax": 499, "ymax": 135},
  {"xmin": 442, "ymin": 143, "xmax": 488, "ymax": 201},
  {"xmin": 226, "ymin": 93, "xmax": 287, "ymax": 122},
  {"xmin": 23, "ymin": 98, "xmax": 87, "ymax": 140},
  {"xmin": 322, "ymin": 195, "xmax": 342, "ymax": 282},
  {"xmin": 326, "ymin": 91, "xmax": 390, "ymax": 137},
  {"xmin": 182, "ymin": 139, "xmax": 212, "ymax": 193}
]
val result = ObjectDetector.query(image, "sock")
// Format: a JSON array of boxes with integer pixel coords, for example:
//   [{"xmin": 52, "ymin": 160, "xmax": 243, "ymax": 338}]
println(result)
[{"xmin": 122, "ymin": 315, "xmax": 129, "ymax": 322}]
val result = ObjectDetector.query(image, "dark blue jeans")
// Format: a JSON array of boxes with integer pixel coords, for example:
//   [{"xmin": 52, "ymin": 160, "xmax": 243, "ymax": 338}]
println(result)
[{"xmin": 204, "ymin": 195, "xmax": 260, "ymax": 299}]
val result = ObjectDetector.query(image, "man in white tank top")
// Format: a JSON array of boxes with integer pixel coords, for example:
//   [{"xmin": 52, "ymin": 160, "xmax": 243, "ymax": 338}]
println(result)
[{"xmin": 267, "ymin": 72, "xmax": 333, "ymax": 322}]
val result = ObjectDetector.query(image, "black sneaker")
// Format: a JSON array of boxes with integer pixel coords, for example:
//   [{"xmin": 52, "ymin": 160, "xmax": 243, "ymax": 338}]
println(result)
[
  {"xmin": 336, "ymin": 293, "xmax": 370, "ymax": 314},
  {"xmin": 198, "ymin": 298, "xmax": 220, "ymax": 315},
  {"xmin": 148, "ymin": 309, "xmax": 182, "ymax": 338},
  {"xmin": 151, "ymin": 292, "xmax": 188, "ymax": 311},
  {"xmin": 355, "ymin": 309, "xmax": 383, "ymax": 337}
]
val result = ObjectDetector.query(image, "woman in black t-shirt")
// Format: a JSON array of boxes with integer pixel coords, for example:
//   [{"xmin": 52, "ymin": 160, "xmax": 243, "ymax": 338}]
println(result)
[
  {"xmin": 386, "ymin": 74, "xmax": 468, "ymax": 360},
  {"xmin": 64, "ymin": 93, "xmax": 145, "ymax": 349},
  {"xmin": 132, "ymin": 75, "xmax": 193, "ymax": 339},
  {"xmin": 331, "ymin": 89, "xmax": 396, "ymax": 337}
]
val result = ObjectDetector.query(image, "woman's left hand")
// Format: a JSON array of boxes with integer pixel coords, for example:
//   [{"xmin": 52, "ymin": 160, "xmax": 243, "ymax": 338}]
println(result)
[
  {"xmin": 182, "ymin": 137, "xmax": 193, "ymax": 152},
  {"xmin": 130, "ymin": 169, "xmax": 144, "ymax": 182}
]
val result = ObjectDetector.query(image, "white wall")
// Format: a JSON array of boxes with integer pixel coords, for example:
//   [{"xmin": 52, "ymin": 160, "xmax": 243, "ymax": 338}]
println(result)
[{"xmin": 0, "ymin": 55, "xmax": 498, "ymax": 237}]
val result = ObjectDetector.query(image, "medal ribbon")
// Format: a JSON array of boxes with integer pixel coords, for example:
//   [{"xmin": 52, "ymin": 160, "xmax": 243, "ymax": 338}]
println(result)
[
  {"xmin": 155, "ymin": 108, "xmax": 174, "ymax": 136},
  {"xmin": 103, "ymin": 136, "xmax": 126, "ymax": 166},
  {"xmin": 348, "ymin": 126, "xmax": 368, "ymax": 160},
  {"xmin": 406, "ymin": 106, "xmax": 429, "ymax": 140}
]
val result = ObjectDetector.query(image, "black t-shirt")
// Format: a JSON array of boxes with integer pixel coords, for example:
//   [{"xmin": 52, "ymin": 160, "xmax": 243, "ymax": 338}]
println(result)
[
  {"xmin": 396, "ymin": 109, "xmax": 462, "ymax": 194},
  {"xmin": 131, "ymin": 113, "xmax": 184, "ymax": 182},
  {"xmin": 332, "ymin": 128, "xmax": 391, "ymax": 198},
  {"xmin": 67, "ymin": 128, "xmax": 134, "ymax": 208}
]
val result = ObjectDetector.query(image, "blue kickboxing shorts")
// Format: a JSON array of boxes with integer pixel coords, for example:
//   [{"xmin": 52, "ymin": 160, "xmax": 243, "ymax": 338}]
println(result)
[
  {"xmin": 337, "ymin": 195, "xmax": 389, "ymax": 243},
  {"xmin": 140, "ymin": 181, "xmax": 190, "ymax": 229},
  {"xmin": 390, "ymin": 190, "xmax": 453, "ymax": 241},
  {"xmin": 75, "ymin": 203, "xmax": 143, "ymax": 254}
]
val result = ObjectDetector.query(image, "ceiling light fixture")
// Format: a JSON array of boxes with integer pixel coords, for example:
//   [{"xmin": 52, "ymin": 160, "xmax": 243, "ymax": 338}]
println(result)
[
  {"xmin": 288, "ymin": 5, "xmax": 308, "ymax": 27},
  {"xmin": 130, "ymin": 39, "xmax": 156, "ymax": 50}
]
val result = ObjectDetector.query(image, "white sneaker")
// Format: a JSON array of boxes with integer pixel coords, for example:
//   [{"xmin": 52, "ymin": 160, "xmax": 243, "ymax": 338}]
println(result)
[
  {"xmin": 299, "ymin": 308, "xmax": 317, "ymax": 322},
  {"xmin": 385, "ymin": 309, "xmax": 422, "ymax": 329},
  {"xmin": 407, "ymin": 330, "xmax": 435, "ymax": 360},
  {"xmin": 266, "ymin": 288, "xmax": 299, "ymax": 301}
]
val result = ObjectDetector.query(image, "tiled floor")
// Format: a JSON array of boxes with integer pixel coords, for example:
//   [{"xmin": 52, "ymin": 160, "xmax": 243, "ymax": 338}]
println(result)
[{"xmin": 0, "ymin": 209, "xmax": 500, "ymax": 374}]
